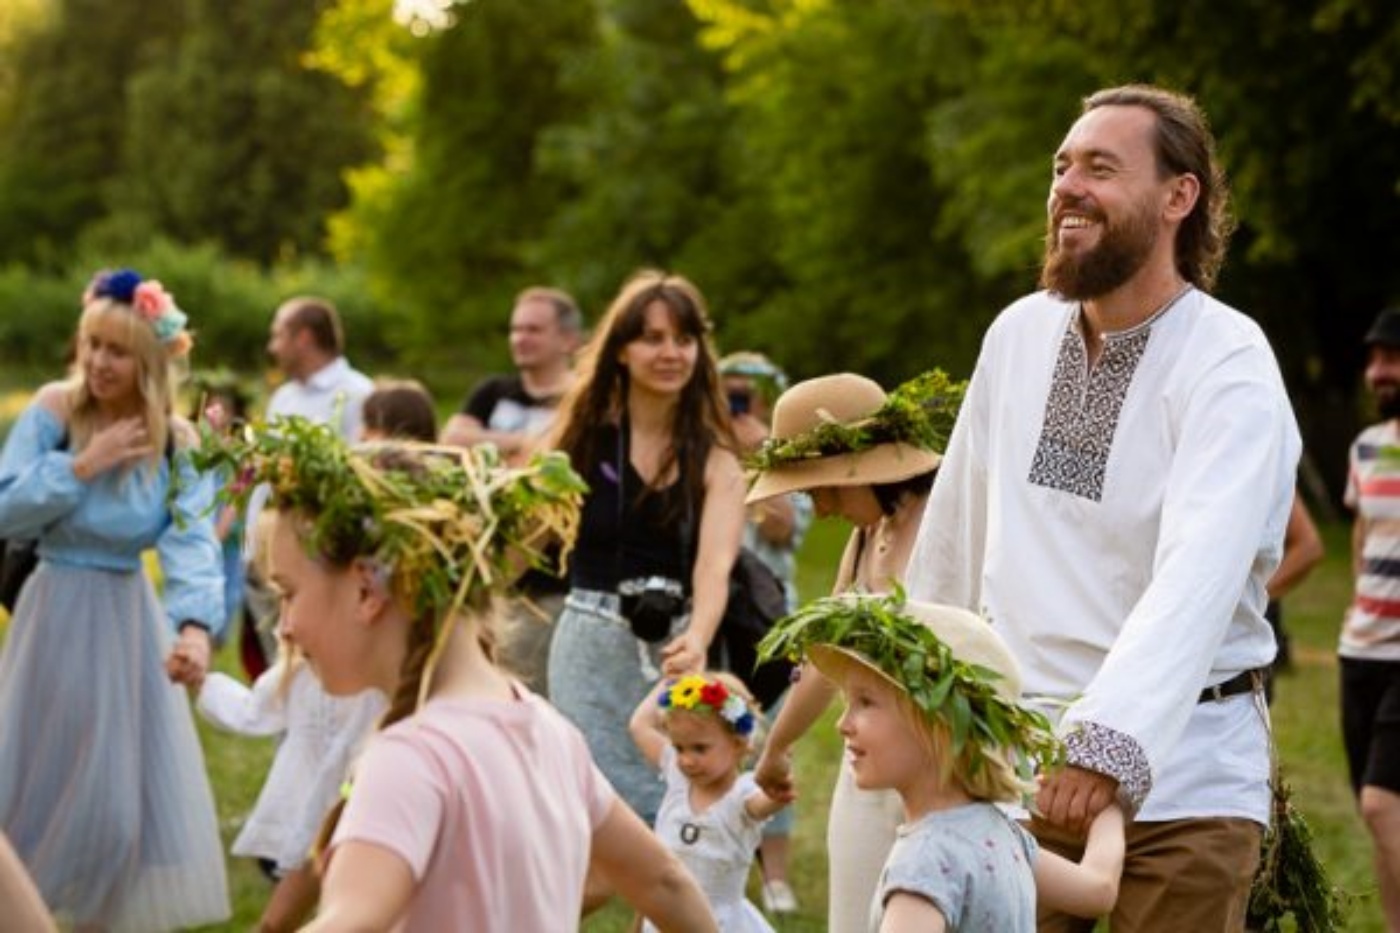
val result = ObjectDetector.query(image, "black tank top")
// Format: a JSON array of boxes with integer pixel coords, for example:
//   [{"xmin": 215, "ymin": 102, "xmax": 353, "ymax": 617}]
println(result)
[{"xmin": 570, "ymin": 423, "xmax": 695, "ymax": 592}]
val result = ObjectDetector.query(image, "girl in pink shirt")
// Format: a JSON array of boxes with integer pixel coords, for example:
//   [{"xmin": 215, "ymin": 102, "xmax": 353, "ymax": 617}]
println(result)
[{"xmin": 198, "ymin": 421, "xmax": 718, "ymax": 932}]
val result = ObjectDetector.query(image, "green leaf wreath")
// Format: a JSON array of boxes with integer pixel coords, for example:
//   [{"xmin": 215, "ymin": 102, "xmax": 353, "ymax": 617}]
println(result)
[
  {"xmin": 756, "ymin": 588, "xmax": 1063, "ymax": 784},
  {"xmin": 746, "ymin": 368, "xmax": 967, "ymax": 472},
  {"xmin": 192, "ymin": 415, "xmax": 587, "ymax": 623}
]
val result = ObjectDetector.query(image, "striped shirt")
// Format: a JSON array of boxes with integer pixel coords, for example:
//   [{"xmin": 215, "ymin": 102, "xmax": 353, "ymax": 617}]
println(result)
[{"xmin": 1344, "ymin": 421, "xmax": 1400, "ymax": 660}]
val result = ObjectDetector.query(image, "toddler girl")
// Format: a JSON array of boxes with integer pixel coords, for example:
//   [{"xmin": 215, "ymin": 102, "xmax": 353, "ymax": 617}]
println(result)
[
  {"xmin": 630, "ymin": 673, "xmax": 788, "ymax": 932},
  {"xmin": 761, "ymin": 592, "xmax": 1124, "ymax": 931},
  {"xmin": 196, "ymin": 418, "xmax": 718, "ymax": 931}
]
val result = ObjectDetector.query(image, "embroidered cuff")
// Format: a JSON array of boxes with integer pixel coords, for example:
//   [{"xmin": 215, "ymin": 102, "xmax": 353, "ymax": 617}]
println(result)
[{"xmin": 1063, "ymin": 721, "xmax": 1152, "ymax": 815}]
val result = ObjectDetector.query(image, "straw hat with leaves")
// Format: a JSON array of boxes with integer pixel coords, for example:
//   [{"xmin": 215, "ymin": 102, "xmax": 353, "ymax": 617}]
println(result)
[
  {"xmin": 758, "ymin": 589, "xmax": 1062, "ymax": 803},
  {"xmin": 745, "ymin": 370, "xmax": 964, "ymax": 504}
]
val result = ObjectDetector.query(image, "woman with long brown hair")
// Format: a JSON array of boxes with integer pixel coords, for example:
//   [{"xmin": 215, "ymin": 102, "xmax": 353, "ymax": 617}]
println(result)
[{"xmin": 547, "ymin": 269, "xmax": 747, "ymax": 822}]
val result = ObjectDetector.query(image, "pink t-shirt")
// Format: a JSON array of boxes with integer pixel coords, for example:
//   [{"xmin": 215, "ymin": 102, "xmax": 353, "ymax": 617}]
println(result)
[{"xmin": 330, "ymin": 688, "xmax": 616, "ymax": 931}]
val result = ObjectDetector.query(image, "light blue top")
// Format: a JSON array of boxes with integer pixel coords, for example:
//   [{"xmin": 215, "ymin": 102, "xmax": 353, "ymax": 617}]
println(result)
[
  {"xmin": 872, "ymin": 802, "xmax": 1038, "ymax": 932},
  {"xmin": 0, "ymin": 403, "xmax": 225, "ymax": 634}
]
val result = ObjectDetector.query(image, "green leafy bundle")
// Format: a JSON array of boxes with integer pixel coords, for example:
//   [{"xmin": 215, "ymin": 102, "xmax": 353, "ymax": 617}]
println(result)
[
  {"xmin": 192, "ymin": 415, "xmax": 587, "ymax": 621},
  {"xmin": 746, "ymin": 369, "xmax": 968, "ymax": 473},
  {"xmin": 1246, "ymin": 776, "xmax": 1349, "ymax": 932},
  {"xmin": 756, "ymin": 589, "xmax": 1063, "ymax": 784}
]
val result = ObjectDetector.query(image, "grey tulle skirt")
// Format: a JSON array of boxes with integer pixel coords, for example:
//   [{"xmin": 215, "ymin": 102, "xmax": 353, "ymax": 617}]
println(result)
[{"xmin": 0, "ymin": 563, "xmax": 229, "ymax": 930}]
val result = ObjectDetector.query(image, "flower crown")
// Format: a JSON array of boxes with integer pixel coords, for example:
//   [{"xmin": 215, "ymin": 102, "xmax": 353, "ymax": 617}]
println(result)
[
  {"xmin": 746, "ymin": 369, "xmax": 966, "ymax": 472},
  {"xmin": 757, "ymin": 589, "xmax": 1063, "ymax": 781},
  {"xmin": 84, "ymin": 267, "xmax": 192, "ymax": 356},
  {"xmin": 193, "ymin": 416, "xmax": 587, "ymax": 704},
  {"xmin": 659, "ymin": 674, "xmax": 757, "ymax": 737}
]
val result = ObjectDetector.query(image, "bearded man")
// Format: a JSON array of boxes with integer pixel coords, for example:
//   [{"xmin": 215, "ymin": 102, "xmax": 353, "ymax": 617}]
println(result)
[
  {"xmin": 906, "ymin": 85, "xmax": 1300, "ymax": 931},
  {"xmin": 1340, "ymin": 308, "xmax": 1400, "ymax": 931}
]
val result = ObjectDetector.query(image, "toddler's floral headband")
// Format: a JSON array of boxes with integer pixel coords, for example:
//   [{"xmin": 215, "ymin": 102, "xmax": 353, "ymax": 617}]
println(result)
[
  {"xmin": 84, "ymin": 267, "xmax": 192, "ymax": 356},
  {"xmin": 659, "ymin": 675, "xmax": 756, "ymax": 737}
]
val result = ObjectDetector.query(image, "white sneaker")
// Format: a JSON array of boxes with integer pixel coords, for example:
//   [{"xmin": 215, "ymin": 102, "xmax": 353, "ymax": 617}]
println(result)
[{"xmin": 761, "ymin": 879, "xmax": 799, "ymax": 914}]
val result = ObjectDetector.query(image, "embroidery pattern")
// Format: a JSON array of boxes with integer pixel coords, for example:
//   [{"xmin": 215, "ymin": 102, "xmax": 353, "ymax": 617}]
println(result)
[
  {"xmin": 1028, "ymin": 322, "xmax": 1150, "ymax": 501},
  {"xmin": 1063, "ymin": 720, "xmax": 1152, "ymax": 812}
]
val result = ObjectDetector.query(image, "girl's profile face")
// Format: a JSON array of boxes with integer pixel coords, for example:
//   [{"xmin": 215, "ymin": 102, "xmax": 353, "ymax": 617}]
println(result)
[
  {"xmin": 809, "ymin": 485, "xmax": 883, "ymax": 526},
  {"xmin": 268, "ymin": 514, "xmax": 373, "ymax": 696},
  {"xmin": 836, "ymin": 665, "xmax": 929, "ymax": 793},
  {"xmin": 666, "ymin": 709, "xmax": 746, "ymax": 795},
  {"xmin": 617, "ymin": 301, "xmax": 699, "ymax": 400},
  {"xmin": 81, "ymin": 316, "xmax": 142, "ymax": 406}
]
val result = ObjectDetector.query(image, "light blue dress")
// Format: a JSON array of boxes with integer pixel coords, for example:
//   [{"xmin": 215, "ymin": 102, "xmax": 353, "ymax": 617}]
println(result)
[{"xmin": 0, "ymin": 404, "xmax": 230, "ymax": 930}]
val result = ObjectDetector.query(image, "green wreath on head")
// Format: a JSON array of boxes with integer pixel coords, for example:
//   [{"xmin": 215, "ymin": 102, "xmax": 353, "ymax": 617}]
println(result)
[
  {"xmin": 756, "ymin": 588, "xmax": 1063, "ymax": 786},
  {"xmin": 192, "ymin": 415, "xmax": 587, "ymax": 623},
  {"xmin": 745, "ymin": 369, "xmax": 967, "ymax": 473}
]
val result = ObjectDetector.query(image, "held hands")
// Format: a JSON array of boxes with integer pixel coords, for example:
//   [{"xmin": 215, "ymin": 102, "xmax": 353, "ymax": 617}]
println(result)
[
  {"xmin": 1035, "ymin": 765, "xmax": 1119, "ymax": 836},
  {"xmin": 165, "ymin": 625, "xmax": 212, "ymax": 689},
  {"xmin": 753, "ymin": 745, "xmax": 798, "ymax": 804},
  {"xmin": 659, "ymin": 629, "xmax": 707, "ymax": 677},
  {"xmin": 73, "ymin": 417, "xmax": 154, "ymax": 481}
]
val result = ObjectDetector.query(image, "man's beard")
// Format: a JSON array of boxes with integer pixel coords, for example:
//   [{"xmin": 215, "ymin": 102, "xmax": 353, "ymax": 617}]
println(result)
[
  {"xmin": 1375, "ymin": 384, "xmax": 1400, "ymax": 420},
  {"xmin": 1040, "ymin": 198, "xmax": 1160, "ymax": 301}
]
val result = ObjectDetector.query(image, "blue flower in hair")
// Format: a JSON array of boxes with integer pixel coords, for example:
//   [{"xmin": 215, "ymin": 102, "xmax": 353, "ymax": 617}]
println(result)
[{"xmin": 94, "ymin": 268, "xmax": 143, "ymax": 303}]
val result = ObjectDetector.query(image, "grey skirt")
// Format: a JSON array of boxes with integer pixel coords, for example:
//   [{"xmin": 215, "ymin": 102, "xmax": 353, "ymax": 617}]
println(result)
[{"xmin": 0, "ymin": 562, "xmax": 229, "ymax": 930}]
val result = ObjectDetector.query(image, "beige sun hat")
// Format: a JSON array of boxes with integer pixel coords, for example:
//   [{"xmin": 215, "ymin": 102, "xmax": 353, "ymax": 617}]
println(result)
[
  {"xmin": 805, "ymin": 596, "xmax": 1022, "ymax": 705},
  {"xmin": 745, "ymin": 373, "xmax": 943, "ymax": 504}
]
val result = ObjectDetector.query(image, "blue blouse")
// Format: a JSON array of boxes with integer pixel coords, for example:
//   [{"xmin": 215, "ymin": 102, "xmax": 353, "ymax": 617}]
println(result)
[{"xmin": 0, "ymin": 404, "xmax": 225, "ymax": 634}]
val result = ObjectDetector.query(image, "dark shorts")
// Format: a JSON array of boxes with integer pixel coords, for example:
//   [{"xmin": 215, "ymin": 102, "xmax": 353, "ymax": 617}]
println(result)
[{"xmin": 1339, "ymin": 656, "xmax": 1400, "ymax": 796}]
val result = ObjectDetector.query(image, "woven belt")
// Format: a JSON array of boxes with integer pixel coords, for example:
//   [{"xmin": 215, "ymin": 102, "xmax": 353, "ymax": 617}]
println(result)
[{"xmin": 1197, "ymin": 668, "xmax": 1264, "ymax": 704}]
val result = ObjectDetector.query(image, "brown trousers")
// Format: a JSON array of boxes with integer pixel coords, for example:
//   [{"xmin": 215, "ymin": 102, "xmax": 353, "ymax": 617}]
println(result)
[{"xmin": 1033, "ymin": 817, "xmax": 1261, "ymax": 933}]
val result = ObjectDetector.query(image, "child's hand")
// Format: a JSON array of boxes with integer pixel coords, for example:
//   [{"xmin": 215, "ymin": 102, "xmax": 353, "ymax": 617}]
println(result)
[
  {"xmin": 754, "ymin": 746, "xmax": 797, "ymax": 804},
  {"xmin": 165, "ymin": 625, "xmax": 212, "ymax": 688},
  {"xmin": 660, "ymin": 629, "xmax": 706, "ymax": 677}
]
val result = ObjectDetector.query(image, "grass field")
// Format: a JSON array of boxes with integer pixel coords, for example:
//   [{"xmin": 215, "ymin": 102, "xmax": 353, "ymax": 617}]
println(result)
[{"xmin": 0, "ymin": 515, "xmax": 1386, "ymax": 930}]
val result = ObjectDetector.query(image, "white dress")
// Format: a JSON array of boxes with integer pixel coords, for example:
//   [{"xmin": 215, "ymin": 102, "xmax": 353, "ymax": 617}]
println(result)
[
  {"xmin": 198, "ymin": 663, "xmax": 385, "ymax": 871},
  {"xmin": 642, "ymin": 746, "xmax": 773, "ymax": 933}
]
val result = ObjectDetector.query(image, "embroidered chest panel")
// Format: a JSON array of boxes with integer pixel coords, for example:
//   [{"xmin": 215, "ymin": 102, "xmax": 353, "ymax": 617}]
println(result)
[{"xmin": 1027, "ymin": 322, "xmax": 1151, "ymax": 501}]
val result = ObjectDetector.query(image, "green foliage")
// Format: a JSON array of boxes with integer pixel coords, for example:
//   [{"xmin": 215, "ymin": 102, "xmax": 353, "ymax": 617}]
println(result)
[
  {"xmin": 1249, "ymin": 776, "xmax": 1350, "ymax": 932},
  {"xmin": 112, "ymin": 0, "xmax": 378, "ymax": 265}
]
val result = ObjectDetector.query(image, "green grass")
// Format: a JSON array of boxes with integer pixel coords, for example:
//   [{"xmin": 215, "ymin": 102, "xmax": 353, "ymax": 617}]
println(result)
[{"xmin": 0, "ymin": 516, "xmax": 1386, "ymax": 929}]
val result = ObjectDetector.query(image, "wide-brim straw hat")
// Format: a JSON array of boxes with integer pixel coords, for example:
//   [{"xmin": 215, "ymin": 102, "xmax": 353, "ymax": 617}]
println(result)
[
  {"xmin": 745, "ymin": 373, "xmax": 942, "ymax": 504},
  {"xmin": 806, "ymin": 596, "xmax": 1022, "ymax": 704}
]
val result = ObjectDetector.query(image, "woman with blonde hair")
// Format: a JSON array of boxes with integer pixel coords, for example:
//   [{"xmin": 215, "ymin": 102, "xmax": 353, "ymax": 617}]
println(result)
[
  {"xmin": 746, "ymin": 370, "xmax": 962, "ymax": 933},
  {"xmin": 0, "ymin": 268, "xmax": 229, "ymax": 929},
  {"xmin": 547, "ymin": 269, "xmax": 747, "ymax": 823}
]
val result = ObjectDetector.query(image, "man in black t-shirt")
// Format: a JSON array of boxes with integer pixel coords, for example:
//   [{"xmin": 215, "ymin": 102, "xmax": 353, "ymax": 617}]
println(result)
[
  {"xmin": 442, "ymin": 286, "xmax": 583, "ymax": 695},
  {"xmin": 441, "ymin": 286, "xmax": 582, "ymax": 466}
]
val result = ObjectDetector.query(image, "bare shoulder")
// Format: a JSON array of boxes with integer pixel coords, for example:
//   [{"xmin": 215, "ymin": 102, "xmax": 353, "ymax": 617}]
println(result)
[
  {"xmin": 32, "ymin": 382, "xmax": 72, "ymax": 421},
  {"xmin": 704, "ymin": 443, "xmax": 744, "ymax": 484}
]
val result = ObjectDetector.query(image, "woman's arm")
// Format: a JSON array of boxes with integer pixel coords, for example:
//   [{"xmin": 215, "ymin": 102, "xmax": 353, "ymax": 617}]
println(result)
[
  {"xmin": 752, "ymin": 663, "xmax": 837, "ymax": 802},
  {"xmin": 590, "ymin": 799, "xmax": 718, "ymax": 932},
  {"xmin": 1032, "ymin": 804, "xmax": 1125, "ymax": 918},
  {"xmin": 1267, "ymin": 492, "xmax": 1323, "ymax": 600},
  {"xmin": 662, "ymin": 447, "xmax": 746, "ymax": 676},
  {"xmin": 628, "ymin": 679, "xmax": 669, "ymax": 769},
  {"xmin": 302, "ymin": 841, "xmax": 415, "ymax": 933},
  {"xmin": 0, "ymin": 831, "xmax": 55, "ymax": 933}
]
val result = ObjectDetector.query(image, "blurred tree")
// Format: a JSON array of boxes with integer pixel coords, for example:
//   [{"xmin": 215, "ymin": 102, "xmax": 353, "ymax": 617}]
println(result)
[
  {"xmin": 0, "ymin": 0, "xmax": 184, "ymax": 264},
  {"xmin": 111, "ymin": 0, "xmax": 378, "ymax": 264},
  {"xmin": 344, "ymin": 0, "xmax": 598, "ymax": 373}
]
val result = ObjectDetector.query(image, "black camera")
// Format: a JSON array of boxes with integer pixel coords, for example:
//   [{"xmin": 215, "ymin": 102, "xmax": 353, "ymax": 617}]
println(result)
[
  {"xmin": 617, "ymin": 576, "xmax": 686, "ymax": 643},
  {"xmin": 727, "ymin": 390, "xmax": 751, "ymax": 416}
]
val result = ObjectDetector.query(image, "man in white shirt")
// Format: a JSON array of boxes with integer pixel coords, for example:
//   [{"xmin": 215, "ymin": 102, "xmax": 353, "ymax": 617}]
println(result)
[
  {"xmin": 906, "ymin": 85, "xmax": 1299, "ymax": 931},
  {"xmin": 242, "ymin": 297, "xmax": 373, "ymax": 676}
]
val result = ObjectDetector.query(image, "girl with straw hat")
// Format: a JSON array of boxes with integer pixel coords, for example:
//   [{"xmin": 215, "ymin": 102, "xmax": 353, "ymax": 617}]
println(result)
[
  {"xmin": 746, "ymin": 369, "xmax": 959, "ymax": 933},
  {"xmin": 760, "ymin": 591, "xmax": 1125, "ymax": 931}
]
